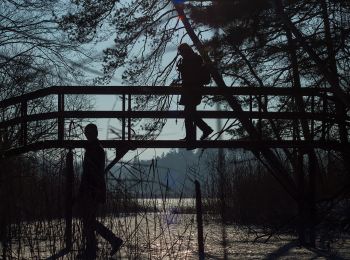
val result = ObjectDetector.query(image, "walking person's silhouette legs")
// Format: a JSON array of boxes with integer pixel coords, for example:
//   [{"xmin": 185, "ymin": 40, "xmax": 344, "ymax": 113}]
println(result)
[
  {"xmin": 184, "ymin": 103, "xmax": 196, "ymax": 141},
  {"xmin": 79, "ymin": 201, "xmax": 123, "ymax": 258},
  {"xmin": 79, "ymin": 200, "xmax": 98, "ymax": 259},
  {"xmin": 184, "ymin": 103, "xmax": 196, "ymax": 150},
  {"xmin": 184, "ymin": 103, "xmax": 213, "ymax": 144}
]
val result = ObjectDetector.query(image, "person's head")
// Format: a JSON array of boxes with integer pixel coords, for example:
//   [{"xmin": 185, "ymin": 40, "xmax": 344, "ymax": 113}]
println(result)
[
  {"xmin": 84, "ymin": 123, "xmax": 98, "ymax": 141},
  {"xmin": 178, "ymin": 43, "xmax": 193, "ymax": 58}
]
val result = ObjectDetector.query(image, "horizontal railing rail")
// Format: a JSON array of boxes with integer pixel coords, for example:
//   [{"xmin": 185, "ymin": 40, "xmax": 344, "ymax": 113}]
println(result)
[
  {"xmin": 0, "ymin": 111, "xmax": 341, "ymax": 129},
  {"xmin": 0, "ymin": 85, "xmax": 342, "ymax": 156},
  {"xmin": 0, "ymin": 85, "xmax": 331, "ymax": 108}
]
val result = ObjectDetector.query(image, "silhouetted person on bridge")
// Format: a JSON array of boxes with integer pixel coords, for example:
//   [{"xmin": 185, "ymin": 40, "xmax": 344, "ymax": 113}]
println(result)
[
  {"xmin": 77, "ymin": 123, "xmax": 123, "ymax": 259},
  {"xmin": 177, "ymin": 43, "xmax": 213, "ymax": 147}
]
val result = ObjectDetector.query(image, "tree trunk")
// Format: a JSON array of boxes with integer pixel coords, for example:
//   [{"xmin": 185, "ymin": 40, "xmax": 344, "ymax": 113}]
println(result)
[{"xmin": 173, "ymin": 4, "xmax": 297, "ymax": 200}]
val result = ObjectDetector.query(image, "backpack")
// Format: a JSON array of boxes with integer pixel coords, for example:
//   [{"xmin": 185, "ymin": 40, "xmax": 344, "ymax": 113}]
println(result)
[
  {"xmin": 176, "ymin": 55, "xmax": 211, "ymax": 85},
  {"xmin": 199, "ymin": 63, "xmax": 211, "ymax": 85}
]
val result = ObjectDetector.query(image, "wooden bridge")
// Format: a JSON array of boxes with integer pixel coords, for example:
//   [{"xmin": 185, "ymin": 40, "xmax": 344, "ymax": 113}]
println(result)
[
  {"xmin": 0, "ymin": 85, "xmax": 348, "ymax": 252},
  {"xmin": 0, "ymin": 85, "xmax": 344, "ymax": 157}
]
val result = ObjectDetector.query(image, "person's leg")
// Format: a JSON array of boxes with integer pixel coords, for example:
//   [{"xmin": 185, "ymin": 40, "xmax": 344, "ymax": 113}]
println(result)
[
  {"xmin": 95, "ymin": 220, "xmax": 123, "ymax": 256},
  {"xmin": 184, "ymin": 103, "xmax": 196, "ymax": 141},
  {"xmin": 80, "ymin": 200, "xmax": 97, "ymax": 259},
  {"xmin": 192, "ymin": 105, "xmax": 213, "ymax": 140},
  {"xmin": 86, "ymin": 209, "xmax": 97, "ymax": 257}
]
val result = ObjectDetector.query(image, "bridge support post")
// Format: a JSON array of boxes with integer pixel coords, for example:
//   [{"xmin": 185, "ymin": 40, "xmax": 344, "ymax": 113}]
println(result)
[
  {"xmin": 297, "ymin": 151, "xmax": 305, "ymax": 245},
  {"xmin": 307, "ymin": 151, "xmax": 316, "ymax": 247},
  {"xmin": 65, "ymin": 149, "xmax": 74, "ymax": 249},
  {"xmin": 297, "ymin": 150, "xmax": 317, "ymax": 247},
  {"xmin": 104, "ymin": 147, "xmax": 130, "ymax": 174},
  {"xmin": 195, "ymin": 180, "xmax": 205, "ymax": 260}
]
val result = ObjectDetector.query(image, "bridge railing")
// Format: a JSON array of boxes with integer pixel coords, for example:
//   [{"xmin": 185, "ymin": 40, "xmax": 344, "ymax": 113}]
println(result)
[
  {"xmin": 0, "ymin": 85, "xmax": 330, "ymax": 108},
  {"xmin": 0, "ymin": 85, "xmax": 341, "ymax": 154}
]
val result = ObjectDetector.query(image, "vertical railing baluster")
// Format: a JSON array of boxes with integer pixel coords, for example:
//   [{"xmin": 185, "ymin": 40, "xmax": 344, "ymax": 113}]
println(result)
[
  {"xmin": 58, "ymin": 94, "xmax": 64, "ymax": 142},
  {"xmin": 128, "ymin": 93, "xmax": 131, "ymax": 140},
  {"xmin": 249, "ymin": 94, "xmax": 252, "ymax": 126},
  {"xmin": 311, "ymin": 95, "xmax": 315, "ymax": 138},
  {"xmin": 122, "ymin": 94, "xmax": 126, "ymax": 140},
  {"xmin": 258, "ymin": 94, "xmax": 262, "ymax": 139},
  {"xmin": 292, "ymin": 95, "xmax": 297, "ymax": 142},
  {"xmin": 20, "ymin": 100, "xmax": 27, "ymax": 146},
  {"xmin": 322, "ymin": 94, "xmax": 328, "ymax": 140}
]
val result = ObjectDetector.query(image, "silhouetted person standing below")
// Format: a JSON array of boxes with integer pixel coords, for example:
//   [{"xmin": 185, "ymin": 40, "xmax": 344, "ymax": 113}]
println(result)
[
  {"xmin": 177, "ymin": 43, "xmax": 213, "ymax": 145},
  {"xmin": 77, "ymin": 123, "xmax": 123, "ymax": 259}
]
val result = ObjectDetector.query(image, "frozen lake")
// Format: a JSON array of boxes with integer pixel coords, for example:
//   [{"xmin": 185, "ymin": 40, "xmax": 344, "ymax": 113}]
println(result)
[{"xmin": 2, "ymin": 211, "xmax": 349, "ymax": 259}]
